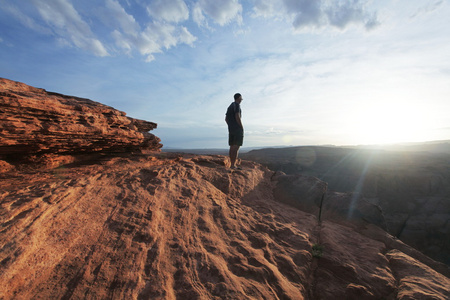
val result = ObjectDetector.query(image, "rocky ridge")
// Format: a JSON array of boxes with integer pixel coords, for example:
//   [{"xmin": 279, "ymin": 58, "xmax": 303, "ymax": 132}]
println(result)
[
  {"xmin": 0, "ymin": 79, "xmax": 449, "ymax": 299},
  {"xmin": 0, "ymin": 77, "xmax": 161, "ymax": 171},
  {"xmin": 0, "ymin": 153, "xmax": 449, "ymax": 299}
]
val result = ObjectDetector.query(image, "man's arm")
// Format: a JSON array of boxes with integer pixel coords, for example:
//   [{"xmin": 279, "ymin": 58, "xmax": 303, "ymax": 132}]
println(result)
[{"xmin": 235, "ymin": 112, "xmax": 243, "ymax": 129}]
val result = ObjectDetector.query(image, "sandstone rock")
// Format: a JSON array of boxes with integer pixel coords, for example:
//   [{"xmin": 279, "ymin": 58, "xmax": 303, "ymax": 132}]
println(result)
[
  {"xmin": 272, "ymin": 174, "xmax": 387, "ymax": 230},
  {"xmin": 323, "ymin": 192, "xmax": 387, "ymax": 230},
  {"xmin": 272, "ymin": 174, "xmax": 326, "ymax": 215},
  {"xmin": 314, "ymin": 222, "xmax": 397, "ymax": 299},
  {"xmin": 0, "ymin": 153, "xmax": 448, "ymax": 299},
  {"xmin": 0, "ymin": 78, "xmax": 161, "ymax": 163},
  {"xmin": 1, "ymin": 79, "xmax": 448, "ymax": 299},
  {"xmin": 387, "ymin": 250, "xmax": 450, "ymax": 300},
  {"xmin": 243, "ymin": 146, "xmax": 450, "ymax": 265},
  {"xmin": 0, "ymin": 160, "xmax": 15, "ymax": 173}
]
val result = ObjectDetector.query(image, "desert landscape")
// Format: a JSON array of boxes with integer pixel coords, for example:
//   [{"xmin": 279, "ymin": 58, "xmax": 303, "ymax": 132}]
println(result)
[
  {"xmin": 1, "ymin": 78, "xmax": 449, "ymax": 299},
  {"xmin": 242, "ymin": 145, "xmax": 450, "ymax": 266}
]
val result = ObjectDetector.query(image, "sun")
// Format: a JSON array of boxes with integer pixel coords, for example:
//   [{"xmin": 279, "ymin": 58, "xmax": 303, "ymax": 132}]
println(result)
[{"xmin": 349, "ymin": 100, "xmax": 429, "ymax": 145}]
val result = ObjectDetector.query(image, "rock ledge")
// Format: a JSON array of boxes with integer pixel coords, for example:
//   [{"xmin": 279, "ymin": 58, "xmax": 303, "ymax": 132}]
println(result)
[{"xmin": 0, "ymin": 78, "xmax": 161, "ymax": 163}]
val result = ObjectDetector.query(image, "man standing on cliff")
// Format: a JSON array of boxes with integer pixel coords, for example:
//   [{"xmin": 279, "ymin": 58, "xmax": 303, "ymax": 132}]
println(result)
[{"xmin": 225, "ymin": 93, "xmax": 244, "ymax": 169}]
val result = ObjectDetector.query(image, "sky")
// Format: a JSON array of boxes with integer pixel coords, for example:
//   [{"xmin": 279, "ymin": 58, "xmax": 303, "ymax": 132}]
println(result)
[{"xmin": 1, "ymin": 0, "xmax": 449, "ymax": 149}]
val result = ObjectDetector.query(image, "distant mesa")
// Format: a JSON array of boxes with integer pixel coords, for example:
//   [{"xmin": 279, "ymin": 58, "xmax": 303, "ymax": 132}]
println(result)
[{"xmin": 0, "ymin": 77, "xmax": 162, "ymax": 168}]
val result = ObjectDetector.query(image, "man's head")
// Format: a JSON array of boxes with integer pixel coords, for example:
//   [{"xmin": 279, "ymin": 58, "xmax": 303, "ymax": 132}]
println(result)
[{"xmin": 234, "ymin": 93, "xmax": 243, "ymax": 104}]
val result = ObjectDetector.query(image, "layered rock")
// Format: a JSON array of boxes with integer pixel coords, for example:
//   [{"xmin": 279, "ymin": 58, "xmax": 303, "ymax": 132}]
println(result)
[
  {"xmin": 0, "ymin": 78, "xmax": 161, "ymax": 163},
  {"xmin": 1, "ymin": 79, "xmax": 448, "ymax": 299}
]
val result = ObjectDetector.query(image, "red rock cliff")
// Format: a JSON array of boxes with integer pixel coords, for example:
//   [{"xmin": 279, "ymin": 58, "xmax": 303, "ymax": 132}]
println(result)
[
  {"xmin": 0, "ymin": 80, "xmax": 448, "ymax": 299},
  {"xmin": 0, "ymin": 154, "xmax": 449, "ymax": 299},
  {"xmin": 0, "ymin": 78, "xmax": 161, "ymax": 161}
]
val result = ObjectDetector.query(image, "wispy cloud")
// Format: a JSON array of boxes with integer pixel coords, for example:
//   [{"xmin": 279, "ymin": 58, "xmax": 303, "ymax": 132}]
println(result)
[
  {"xmin": 2, "ymin": 0, "xmax": 448, "ymax": 148},
  {"xmin": 99, "ymin": 0, "xmax": 196, "ymax": 62},
  {"xmin": 147, "ymin": 0, "xmax": 189, "ymax": 23},
  {"xmin": 253, "ymin": 0, "xmax": 379, "ymax": 31},
  {"xmin": 30, "ymin": 0, "xmax": 109, "ymax": 56},
  {"xmin": 103, "ymin": 0, "xmax": 140, "ymax": 37},
  {"xmin": 1, "ymin": 0, "xmax": 379, "ymax": 60},
  {"xmin": 193, "ymin": 0, "xmax": 243, "ymax": 26},
  {"xmin": 410, "ymin": 0, "xmax": 444, "ymax": 18},
  {"xmin": 0, "ymin": 0, "xmax": 52, "ymax": 35},
  {"xmin": 92, "ymin": 0, "xmax": 197, "ymax": 62},
  {"xmin": 325, "ymin": 1, "xmax": 379, "ymax": 30},
  {"xmin": 137, "ymin": 22, "xmax": 196, "ymax": 62}
]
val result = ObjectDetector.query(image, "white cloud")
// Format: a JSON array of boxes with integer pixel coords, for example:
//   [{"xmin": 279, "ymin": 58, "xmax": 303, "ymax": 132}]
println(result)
[
  {"xmin": 325, "ymin": 0, "xmax": 379, "ymax": 30},
  {"xmin": 178, "ymin": 26, "xmax": 197, "ymax": 45},
  {"xmin": 0, "ymin": 1, "xmax": 51, "ymax": 34},
  {"xmin": 252, "ymin": 0, "xmax": 279, "ymax": 18},
  {"xmin": 102, "ymin": 1, "xmax": 196, "ymax": 62},
  {"xmin": 30, "ymin": 0, "xmax": 109, "ymax": 56},
  {"xmin": 143, "ymin": 22, "xmax": 183, "ymax": 50},
  {"xmin": 113, "ymin": 21, "xmax": 196, "ymax": 62},
  {"xmin": 111, "ymin": 30, "xmax": 133, "ymax": 53},
  {"xmin": 410, "ymin": 0, "xmax": 444, "ymax": 18},
  {"xmin": 253, "ymin": 0, "xmax": 379, "ymax": 31},
  {"xmin": 192, "ymin": 2, "xmax": 208, "ymax": 28},
  {"xmin": 285, "ymin": 0, "xmax": 324, "ymax": 29},
  {"xmin": 105, "ymin": 0, "xmax": 140, "ymax": 37},
  {"xmin": 147, "ymin": 0, "xmax": 189, "ymax": 23},
  {"xmin": 194, "ymin": 0, "xmax": 243, "ymax": 26},
  {"xmin": 364, "ymin": 13, "xmax": 380, "ymax": 31},
  {"xmin": 2, "ymin": 0, "xmax": 379, "ymax": 61}
]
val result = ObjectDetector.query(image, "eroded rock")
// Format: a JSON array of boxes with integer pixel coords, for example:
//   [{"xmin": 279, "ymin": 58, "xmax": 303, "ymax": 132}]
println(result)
[
  {"xmin": 0, "ymin": 154, "xmax": 448, "ymax": 299},
  {"xmin": 0, "ymin": 78, "xmax": 162, "ymax": 164}
]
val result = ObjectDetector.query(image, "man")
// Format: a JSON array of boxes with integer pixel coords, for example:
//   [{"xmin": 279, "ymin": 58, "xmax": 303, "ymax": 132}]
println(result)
[{"xmin": 225, "ymin": 93, "xmax": 244, "ymax": 169}]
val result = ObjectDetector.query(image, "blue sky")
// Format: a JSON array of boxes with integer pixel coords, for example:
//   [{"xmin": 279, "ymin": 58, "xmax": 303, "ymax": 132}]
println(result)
[{"xmin": 1, "ymin": 0, "xmax": 449, "ymax": 148}]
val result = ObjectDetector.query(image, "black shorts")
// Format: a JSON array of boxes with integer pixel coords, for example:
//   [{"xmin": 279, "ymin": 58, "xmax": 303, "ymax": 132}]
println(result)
[{"xmin": 229, "ymin": 132, "xmax": 243, "ymax": 146}]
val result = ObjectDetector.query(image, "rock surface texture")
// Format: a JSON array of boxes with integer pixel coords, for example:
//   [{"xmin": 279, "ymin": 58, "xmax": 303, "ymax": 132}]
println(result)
[
  {"xmin": 0, "ymin": 154, "xmax": 449, "ymax": 299},
  {"xmin": 243, "ymin": 146, "xmax": 450, "ymax": 265},
  {"xmin": 0, "ymin": 78, "xmax": 161, "ymax": 164},
  {"xmin": 1, "ymin": 80, "xmax": 449, "ymax": 299}
]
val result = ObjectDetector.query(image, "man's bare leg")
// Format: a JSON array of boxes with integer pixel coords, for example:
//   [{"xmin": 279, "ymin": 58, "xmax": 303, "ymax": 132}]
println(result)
[{"xmin": 229, "ymin": 145, "xmax": 240, "ymax": 168}]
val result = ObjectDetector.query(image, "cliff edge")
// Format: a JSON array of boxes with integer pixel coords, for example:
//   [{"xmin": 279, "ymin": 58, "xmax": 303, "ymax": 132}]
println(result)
[
  {"xmin": 0, "ymin": 78, "xmax": 161, "ymax": 171},
  {"xmin": 0, "ymin": 80, "xmax": 448, "ymax": 299},
  {"xmin": 0, "ymin": 153, "xmax": 449, "ymax": 299}
]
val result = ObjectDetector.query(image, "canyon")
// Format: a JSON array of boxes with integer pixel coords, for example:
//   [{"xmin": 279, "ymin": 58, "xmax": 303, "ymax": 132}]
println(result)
[{"xmin": 0, "ymin": 78, "xmax": 449, "ymax": 299}]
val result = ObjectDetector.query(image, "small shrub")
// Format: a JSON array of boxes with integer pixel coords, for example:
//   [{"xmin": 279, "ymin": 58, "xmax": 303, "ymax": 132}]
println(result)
[{"xmin": 312, "ymin": 244, "xmax": 324, "ymax": 258}]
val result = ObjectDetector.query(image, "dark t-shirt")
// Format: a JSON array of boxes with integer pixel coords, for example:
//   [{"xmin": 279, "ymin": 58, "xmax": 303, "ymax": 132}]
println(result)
[{"xmin": 226, "ymin": 102, "xmax": 243, "ymax": 134}]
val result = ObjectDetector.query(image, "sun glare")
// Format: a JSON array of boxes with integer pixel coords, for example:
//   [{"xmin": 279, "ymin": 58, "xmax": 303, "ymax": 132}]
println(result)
[{"xmin": 350, "ymin": 100, "xmax": 429, "ymax": 145}]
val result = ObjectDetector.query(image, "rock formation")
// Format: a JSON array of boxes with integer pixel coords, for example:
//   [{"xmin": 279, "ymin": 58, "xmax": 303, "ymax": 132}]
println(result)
[
  {"xmin": 0, "ymin": 80, "xmax": 449, "ymax": 299},
  {"xmin": 0, "ymin": 154, "xmax": 449, "ymax": 299},
  {"xmin": 0, "ymin": 77, "xmax": 161, "ymax": 167},
  {"xmin": 243, "ymin": 146, "xmax": 450, "ymax": 266},
  {"xmin": 272, "ymin": 172, "xmax": 387, "ymax": 231}
]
